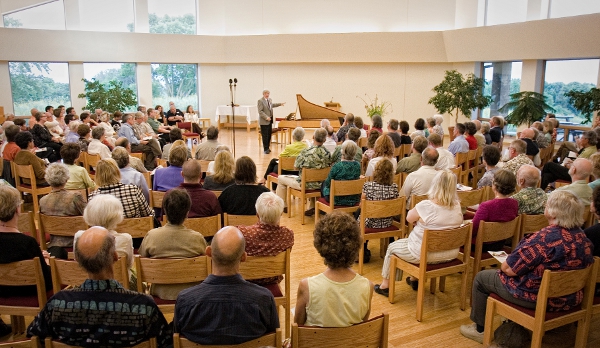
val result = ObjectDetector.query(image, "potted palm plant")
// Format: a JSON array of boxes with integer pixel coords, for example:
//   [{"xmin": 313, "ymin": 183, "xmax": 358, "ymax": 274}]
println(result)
[
  {"xmin": 499, "ymin": 91, "xmax": 555, "ymax": 128},
  {"xmin": 565, "ymin": 87, "xmax": 600, "ymax": 126}
]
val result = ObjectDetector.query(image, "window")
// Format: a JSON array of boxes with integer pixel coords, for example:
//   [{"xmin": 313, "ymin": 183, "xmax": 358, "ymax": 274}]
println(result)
[
  {"xmin": 148, "ymin": 0, "xmax": 196, "ymax": 34},
  {"xmin": 3, "ymin": 0, "xmax": 65, "ymax": 30},
  {"xmin": 485, "ymin": 0, "xmax": 527, "ymax": 26},
  {"xmin": 78, "ymin": 0, "xmax": 134, "ymax": 32},
  {"xmin": 83, "ymin": 63, "xmax": 137, "ymax": 112},
  {"xmin": 481, "ymin": 61, "xmax": 522, "ymax": 120},
  {"xmin": 9, "ymin": 62, "xmax": 71, "ymax": 116},
  {"xmin": 151, "ymin": 64, "xmax": 198, "ymax": 111},
  {"xmin": 550, "ymin": 0, "xmax": 600, "ymax": 19},
  {"xmin": 543, "ymin": 59, "xmax": 599, "ymax": 126}
]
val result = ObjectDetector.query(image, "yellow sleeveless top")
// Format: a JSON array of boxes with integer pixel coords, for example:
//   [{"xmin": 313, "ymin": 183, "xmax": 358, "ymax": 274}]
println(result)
[{"xmin": 305, "ymin": 273, "xmax": 371, "ymax": 327}]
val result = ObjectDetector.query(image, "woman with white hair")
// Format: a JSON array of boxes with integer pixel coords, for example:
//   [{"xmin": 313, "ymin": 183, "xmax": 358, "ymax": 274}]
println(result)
[
  {"xmin": 98, "ymin": 111, "xmax": 116, "ymax": 147},
  {"xmin": 237, "ymin": 192, "xmax": 294, "ymax": 285},
  {"xmin": 432, "ymin": 114, "xmax": 444, "ymax": 137},
  {"xmin": 321, "ymin": 140, "xmax": 361, "ymax": 206},
  {"xmin": 39, "ymin": 163, "xmax": 87, "ymax": 259},
  {"xmin": 64, "ymin": 120, "xmax": 81, "ymax": 143},
  {"xmin": 73, "ymin": 194, "xmax": 134, "ymax": 282}
]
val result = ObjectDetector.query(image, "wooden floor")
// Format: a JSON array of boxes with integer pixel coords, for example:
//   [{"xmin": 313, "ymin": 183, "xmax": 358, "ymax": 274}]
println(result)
[{"xmin": 2, "ymin": 128, "xmax": 600, "ymax": 347}]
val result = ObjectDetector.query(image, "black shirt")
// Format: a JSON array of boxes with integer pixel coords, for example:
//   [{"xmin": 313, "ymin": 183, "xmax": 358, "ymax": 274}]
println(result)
[
  {"xmin": 489, "ymin": 127, "xmax": 503, "ymax": 143},
  {"xmin": 218, "ymin": 184, "xmax": 269, "ymax": 215},
  {"xmin": 400, "ymin": 134, "xmax": 412, "ymax": 145},
  {"xmin": 166, "ymin": 109, "xmax": 184, "ymax": 126},
  {"xmin": 522, "ymin": 138, "xmax": 540, "ymax": 157},
  {"xmin": 584, "ymin": 223, "xmax": 600, "ymax": 257},
  {"xmin": 387, "ymin": 132, "xmax": 403, "ymax": 148}
]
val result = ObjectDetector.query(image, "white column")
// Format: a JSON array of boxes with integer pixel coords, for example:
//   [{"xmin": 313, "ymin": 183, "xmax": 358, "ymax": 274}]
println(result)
[
  {"xmin": 0, "ymin": 62, "xmax": 13, "ymax": 114},
  {"xmin": 136, "ymin": 63, "xmax": 153, "ymax": 107},
  {"xmin": 520, "ymin": 59, "xmax": 544, "ymax": 93},
  {"xmin": 69, "ymin": 62, "xmax": 86, "ymax": 112},
  {"xmin": 63, "ymin": 0, "xmax": 81, "ymax": 30},
  {"xmin": 134, "ymin": 0, "xmax": 149, "ymax": 33}
]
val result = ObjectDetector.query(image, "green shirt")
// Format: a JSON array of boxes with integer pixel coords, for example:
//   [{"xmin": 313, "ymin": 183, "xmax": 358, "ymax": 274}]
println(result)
[
  {"xmin": 321, "ymin": 161, "xmax": 361, "ymax": 206},
  {"xmin": 295, "ymin": 145, "xmax": 332, "ymax": 190},
  {"xmin": 331, "ymin": 145, "xmax": 363, "ymax": 163},
  {"xmin": 579, "ymin": 145, "xmax": 597, "ymax": 159},
  {"xmin": 147, "ymin": 118, "xmax": 162, "ymax": 134},
  {"xmin": 396, "ymin": 153, "xmax": 421, "ymax": 174}
]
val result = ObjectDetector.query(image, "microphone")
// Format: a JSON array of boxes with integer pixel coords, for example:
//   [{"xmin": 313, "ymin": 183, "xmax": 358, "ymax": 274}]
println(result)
[
  {"xmin": 234, "ymin": 78, "xmax": 238, "ymax": 83},
  {"xmin": 229, "ymin": 79, "xmax": 233, "ymax": 84}
]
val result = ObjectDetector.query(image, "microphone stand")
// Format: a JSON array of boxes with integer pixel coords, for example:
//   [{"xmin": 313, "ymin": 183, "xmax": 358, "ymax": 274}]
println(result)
[{"xmin": 229, "ymin": 78, "xmax": 237, "ymax": 157}]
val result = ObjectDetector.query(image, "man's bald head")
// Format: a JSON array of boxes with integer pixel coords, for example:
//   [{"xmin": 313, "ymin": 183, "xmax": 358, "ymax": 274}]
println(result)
[
  {"xmin": 570, "ymin": 158, "xmax": 592, "ymax": 181},
  {"xmin": 520, "ymin": 128, "xmax": 535, "ymax": 140},
  {"xmin": 182, "ymin": 159, "xmax": 201, "ymax": 183},
  {"xmin": 473, "ymin": 119, "xmax": 482, "ymax": 131},
  {"xmin": 517, "ymin": 164, "xmax": 540, "ymax": 188},
  {"xmin": 209, "ymin": 226, "xmax": 246, "ymax": 269},
  {"xmin": 74, "ymin": 227, "xmax": 116, "ymax": 276},
  {"xmin": 30, "ymin": 108, "xmax": 38, "ymax": 117}
]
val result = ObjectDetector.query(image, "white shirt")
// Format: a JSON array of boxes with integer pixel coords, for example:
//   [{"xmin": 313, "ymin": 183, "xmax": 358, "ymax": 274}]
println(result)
[
  {"xmin": 401, "ymin": 165, "xmax": 438, "ymax": 205},
  {"xmin": 434, "ymin": 147, "xmax": 456, "ymax": 170},
  {"xmin": 87, "ymin": 138, "xmax": 112, "ymax": 159},
  {"xmin": 364, "ymin": 156, "xmax": 397, "ymax": 177},
  {"xmin": 359, "ymin": 129, "xmax": 367, "ymax": 138},
  {"xmin": 100, "ymin": 121, "xmax": 115, "ymax": 137},
  {"xmin": 323, "ymin": 138, "xmax": 337, "ymax": 154}
]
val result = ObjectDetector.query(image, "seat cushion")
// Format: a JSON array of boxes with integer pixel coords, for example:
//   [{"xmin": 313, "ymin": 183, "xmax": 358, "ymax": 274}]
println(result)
[
  {"xmin": 183, "ymin": 133, "xmax": 199, "ymax": 137},
  {"xmin": 151, "ymin": 296, "xmax": 176, "ymax": 306},
  {"xmin": 262, "ymin": 283, "xmax": 283, "ymax": 298},
  {"xmin": 316, "ymin": 197, "xmax": 360, "ymax": 209},
  {"xmin": 0, "ymin": 290, "xmax": 54, "ymax": 308},
  {"xmin": 267, "ymin": 173, "xmax": 278, "ymax": 178},
  {"xmin": 490, "ymin": 293, "xmax": 582, "ymax": 320},
  {"xmin": 365, "ymin": 226, "xmax": 400, "ymax": 234}
]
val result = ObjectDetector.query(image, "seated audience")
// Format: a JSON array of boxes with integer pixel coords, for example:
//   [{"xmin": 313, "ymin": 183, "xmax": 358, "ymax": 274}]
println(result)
[
  {"xmin": 98, "ymin": 111, "xmax": 116, "ymax": 146},
  {"xmin": 336, "ymin": 113, "xmax": 356, "ymax": 142},
  {"xmin": 447, "ymin": 123, "xmax": 469, "ymax": 156},
  {"xmin": 541, "ymin": 130, "xmax": 597, "ymax": 189},
  {"xmin": 512, "ymin": 164, "xmax": 547, "ymax": 215},
  {"xmin": 64, "ymin": 120, "xmax": 80, "ymax": 143},
  {"xmin": 238, "ymin": 192, "xmax": 294, "ymax": 285},
  {"xmin": 162, "ymin": 128, "xmax": 191, "ymax": 160},
  {"xmin": 432, "ymin": 114, "xmax": 444, "ymax": 137},
  {"xmin": 481, "ymin": 121, "xmax": 492, "ymax": 145},
  {"xmin": 61, "ymin": 143, "xmax": 95, "ymax": 191},
  {"xmin": 429, "ymin": 133, "xmax": 454, "ymax": 170},
  {"xmin": 2, "ymin": 124, "xmax": 20, "ymax": 162},
  {"xmin": 472, "ymin": 120, "xmax": 486, "ymax": 148},
  {"xmin": 519, "ymin": 128, "xmax": 540, "ymax": 161},
  {"xmin": 219, "ymin": 156, "xmax": 269, "ymax": 215},
  {"xmin": 114, "ymin": 137, "xmax": 148, "ymax": 173},
  {"xmin": 203, "ymin": 150, "xmax": 236, "ymax": 191},
  {"xmin": 13, "ymin": 131, "xmax": 48, "ymax": 186},
  {"xmin": 589, "ymin": 152, "xmax": 600, "ymax": 190},
  {"xmin": 464, "ymin": 121, "xmax": 478, "ymax": 150},
  {"xmin": 501, "ymin": 139, "xmax": 533, "ymax": 175},
  {"xmin": 0, "ymin": 185, "xmax": 52, "ymax": 304},
  {"xmin": 89, "ymin": 159, "xmax": 153, "ymax": 218},
  {"xmin": 178, "ymin": 159, "xmax": 221, "ymax": 218},
  {"xmin": 87, "ymin": 126, "xmax": 112, "ymax": 159},
  {"xmin": 374, "ymin": 170, "xmax": 463, "ymax": 295},
  {"xmin": 174, "ymin": 227, "xmax": 279, "ymax": 345},
  {"xmin": 460, "ymin": 190, "xmax": 594, "ymax": 343},
  {"xmin": 77, "ymin": 123, "xmax": 91, "ymax": 153},
  {"xmin": 401, "ymin": 147, "xmax": 439, "ymax": 207},
  {"xmin": 410, "ymin": 118, "xmax": 429, "ymax": 140},
  {"xmin": 39, "ymin": 163, "xmax": 87, "ymax": 259},
  {"xmin": 471, "ymin": 169, "xmax": 519, "ymax": 251},
  {"xmin": 323, "ymin": 125, "xmax": 338, "ymax": 153},
  {"xmin": 386, "ymin": 119, "xmax": 402, "ymax": 148},
  {"xmin": 153, "ymin": 145, "xmax": 187, "ymax": 191},
  {"xmin": 489, "ymin": 116, "xmax": 504, "ymax": 144},
  {"xmin": 542, "ymin": 120, "xmax": 554, "ymax": 143},
  {"xmin": 331, "ymin": 128, "xmax": 363, "ymax": 163},
  {"xmin": 426, "ymin": 117, "xmax": 436, "ymax": 139},
  {"xmin": 295, "ymin": 211, "xmax": 372, "ymax": 327},
  {"xmin": 553, "ymin": 158, "xmax": 593, "ymax": 206},
  {"xmin": 261, "ymin": 127, "xmax": 307, "ymax": 181},
  {"xmin": 117, "ymin": 113, "xmax": 157, "ymax": 171},
  {"xmin": 112, "ymin": 146, "xmax": 149, "ymax": 203},
  {"xmin": 584, "ymin": 186, "xmax": 600, "ymax": 257},
  {"xmin": 396, "ymin": 135, "xmax": 428, "ymax": 174},
  {"xmin": 370, "ymin": 115, "xmax": 383, "ymax": 135},
  {"xmin": 321, "ymin": 140, "xmax": 361, "ymax": 206},
  {"xmin": 27, "ymin": 227, "xmax": 172, "ymax": 347},
  {"xmin": 354, "ymin": 116, "xmax": 367, "ymax": 138},
  {"xmin": 363, "ymin": 130, "xmax": 381, "ymax": 162},
  {"xmin": 30, "ymin": 111, "xmax": 62, "ymax": 162},
  {"xmin": 139, "ymin": 189, "xmax": 207, "ymax": 300},
  {"xmin": 477, "ymin": 145, "xmax": 501, "ymax": 188},
  {"xmin": 194, "ymin": 126, "xmax": 221, "ymax": 160},
  {"xmin": 320, "ymin": 119, "xmax": 338, "ymax": 142},
  {"xmin": 364, "ymin": 134, "xmax": 396, "ymax": 177},
  {"xmin": 531, "ymin": 121, "xmax": 549, "ymax": 149},
  {"xmin": 399, "ymin": 120, "xmax": 412, "ymax": 144}
]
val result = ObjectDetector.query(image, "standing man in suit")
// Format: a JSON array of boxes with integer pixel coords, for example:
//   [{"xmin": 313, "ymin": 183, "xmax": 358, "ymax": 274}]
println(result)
[{"xmin": 258, "ymin": 90, "xmax": 285, "ymax": 154}]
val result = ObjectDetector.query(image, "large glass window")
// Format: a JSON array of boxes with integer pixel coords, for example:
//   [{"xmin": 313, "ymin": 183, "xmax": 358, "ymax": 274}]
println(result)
[
  {"xmin": 482, "ymin": 61, "xmax": 522, "ymax": 135},
  {"xmin": 79, "ymin": 0, "xmax": 134, "ymax": 32},
  {"xmin": 485, "ymin": 0, "xmax": 527, "ymax": 26},
  {"xmin": 9, "ymin": 62, "xmax": 71, "ymax": 116},
  {"xmin": 543, "ymin": 59, "xmax": 599, "ymax": 126},
  {"xmin": 148, "ymin": 0, "xmax": 196, "ymax": 34},
  {"xmin": 83, "ymin": 63, "xmax": 137, "ymax": 112},
  {"xmin": 3, "ymin": 0, "xmax": 65, "ymax": 30},
  {"xmin": 550, "ymin": 0, "xmax": 600, "ymax": 19},
  {"xmin": 151, "ymin": 64, "xmax": 198, "ymax": 111}
]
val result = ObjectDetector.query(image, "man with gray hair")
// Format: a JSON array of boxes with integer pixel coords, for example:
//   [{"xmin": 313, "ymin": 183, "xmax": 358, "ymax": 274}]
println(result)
[
  {"xmin": 112, "ymin": 146, "xmax": 149, "ymax": 202},
  {"xmin": 258, "ymin": 89, "xmax": 285, "ymax": 154},
  {"xmin": 472, "ymin": 120, "xmax": 486, "ymax": 148},
  {"xmin": 512, "ymin": 165, "xmax": 547, "ymax": 215},
  {"xmin": 323, "ymin": 125, "xmax": 338, "ymax": 153},
  {"xmin": 27, "ymin": 227, "xmax": 172, "ymax": 347},
  {"xmin": 115, "ymin": 137, "xmax": 148, "ymax": 173},
  {"xmin": 174, "ymin": 226, "xmax": 279, "ymax": 345},
  {"xmin": 396, "ymin": 135, "xmax": 428, "ymax": 174},
  {"xmin": 276, "ymin": 128, "xmax": 332, "ymax": 215},
  {"xmin": 88, "ymin": 126, "xmax": 111, "ymax": 159},
  {"xmin": 336, "ymin": 112, "xmax": 355, "ymax": 143},
  {"xmin": 554, "ymin": 158, "xmax": 593, "ymax": 205},
  {"xmin": 261, "ymin": 126, "xmax": 307, "ymax": 183},
  {"xmin": 501, "ymin": 139, "xmax": 533, "ymax": 176},
  {"xmin": 117, "ymin": 113, "xmax": 157, "ymax": 170},
  {"xmin": 401, "ymin": 147, "xmax": 439, "ymax": 206}
]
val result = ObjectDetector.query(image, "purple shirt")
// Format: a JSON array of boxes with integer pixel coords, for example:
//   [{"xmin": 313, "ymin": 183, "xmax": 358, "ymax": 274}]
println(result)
[
  {"xmin": 471, "ymin": 198, "xmax": 519, "ymax": 242},
  {"xmin": 153, "ymin": 165, "xmax": 184, "ymax": 192}
]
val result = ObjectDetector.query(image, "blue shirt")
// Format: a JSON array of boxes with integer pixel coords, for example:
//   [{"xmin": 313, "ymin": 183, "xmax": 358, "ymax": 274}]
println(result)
[
  {"xmin": 64, "ymin": 131, "xmax": 79, "ymax": 144},
  {"xmin": 120, "ymin": 166, "xmax": 149, "ymax": 203},
  {"xmin": 153, "ymin": 165, "xmax": 184, "ymax": 192},
  {"xmin": 448, "ymin": 134, "xmax": 469, "ymax": 155},
  {"xmin": 174, "ymin": 274, "xmax": 279, "ymax": 345},
  {"xmin": 117, "ymin": 123, "xmax": 139, "ymax": 145}
]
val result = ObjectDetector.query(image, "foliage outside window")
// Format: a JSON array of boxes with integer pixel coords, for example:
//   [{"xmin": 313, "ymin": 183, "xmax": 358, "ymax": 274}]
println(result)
[
  {"xmin": 83, "ymin": 63, "xmax": 137, "ymax": 112},
  {"xmin": 9, "ymin": 62, "xmax": 70, "ymax": 116},
  {"xmin": 151, "ymin": 64, "xmax": 198, "ymax": 111},
  {"xmin": 482, "ymin": 61, "xmax": 522, "ymax": 135}
]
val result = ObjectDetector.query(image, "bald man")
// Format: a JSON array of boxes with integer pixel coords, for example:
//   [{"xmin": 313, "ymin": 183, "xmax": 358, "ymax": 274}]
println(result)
[
  {"xmin": 174, "ymin": 226, "xmax": 279, "ymax": 345},
  {"xmin": 512, "ymin": 165, "xmax": 547, "ymax": 215},
  {"xmin": 177, "ymin": 159, "xmax": 221, "ymax": 218},
  {"xmin": 27, "ymin": 227, "xmax": 172, "ymax": 347},
  {"xmin": 519, "ymin": 128, "xmax": 539, "ymax": 159},
  {"xmin": 554, "ymin": 158, "xmax": 593, "ymax": 205}
]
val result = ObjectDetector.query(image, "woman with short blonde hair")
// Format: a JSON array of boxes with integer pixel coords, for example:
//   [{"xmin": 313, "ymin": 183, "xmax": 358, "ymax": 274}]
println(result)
[{"xmin": 203, "ymin": 150, "xmax": 235, "ymax": 190}]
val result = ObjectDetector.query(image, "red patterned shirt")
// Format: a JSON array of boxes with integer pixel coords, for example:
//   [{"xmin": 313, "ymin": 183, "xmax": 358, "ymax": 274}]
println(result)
[{"xmin": 499, "ymin": 224, "xmax": 594, "ymax": 310}]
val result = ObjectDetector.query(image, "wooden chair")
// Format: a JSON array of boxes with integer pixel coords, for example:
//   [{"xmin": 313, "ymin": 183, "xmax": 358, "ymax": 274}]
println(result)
[
  {"xmin": 84, "ymin": 152, "xmax": 101, "ymax": 180},
  {"xmin": 211, "ymin": 190, "xmax": 223, "ymax": 198},
  {"xmin": 291, "ymin": 313, "xmax": 389, "ymax": 348},
  {"xmin": 450, "ymin": 165, "xmax": 462, "ymax": 181},
  {"xmin": 239, "ymin": 249, "xmax": 291, "ymax": 338},
  {"xmin": 115, "ymin": 216, "xmax": 154, "ymax": 239},
  {"xmin": 462, "ymin": 148, "xmax": 481, "ymax": 188},
  {"xmin": 399, "ymin": 144, "xmax": 411, "ymax": 158},
  {"xmin": 142, "ymin": 171, "xmax": 152, "ymax": 189},
  {"xmin": 178, "ymin": 122, "xmax": 200, "ymax": 147},
  {"xmin": 182, "ymin": 215, "xmax": 221, "ymax": 239},
  {"xmin": 223, "ymin": 213, "xmax": 258, "ymax": 227},
  {"xmin": 483, "ymin": 259, "xmax": 599, "ymax": 348},
  {"xmin": 387, "ymin": 224, "xmax": 472, "ymax": 321},
  {"xmin": 287, "ymin": 167, "xmax": 331, "ymax": 225},
  {"xmin": 157, "ymin": 158, "xmax": 168, "ymax": 168},
  {"xmin": 0, "ymin": 257, "xmax": 49, "ymax": 334},
  {"xmin": 12, "ymin": 163, "xmax": 52, "ymax": 214},
  {"xmin": 173, "ymin": 329, "xmax": 281, "ymax": 348},
  {"xmin": 67, "ymin": 188, "xmax": 88, "ymax": 202},
  {"xmin": 519, "ymin": 213, "xmax": 549, "ymax": 240},
  {"xmin": 454, "ymin": 151, "xmax": 468, "ymax": 177},
  {"xmin": 357, "ymin": 197, "xmax": 406, "ymax": 275},
  {"xmin": 38, "ymin": 213, "xmax": 88, "ymax": 251},
  {"xmin": 18, "ymin": 211, "xmax": 37, "ymax": 244},
  {"xmin": 393, "ymin": 146, "xmax": 402, "ymax": 160},
  {"xmin": 315, "ymin": 178, "xmax": 365, "ymax": 223},
  {"xmin": 0, "ymin": 337, "xmax": 40, "ymax": 348},
  {"xmin": 358, "ymin": 137, "xmax": 367, "ymax": 148},
  {"xmin": 150, "ymin": 190, "xmax": 165, "ymax": 210},
  {"xmin": 266, "ymin": 156, "xmax": 297, "ymax": 191},
  {"xmin": 135, "ymin": 255, "xmax": 211, "ymax": 313},
  {"xmin": 50, "ymin": 257, "xmax": 129, "ymax": 293},
  {"xmin": 583, "ymin": 205, "xmax": 595, "ymax": 229},
  {"xmin": 44, "ymin": 337, "xmax": 156, "ymax": 348},
  {"xmin": 406, "ymin": 194, "xmax": 429, "ymax": 235},
  {"xmin": 457, "ymin": 187, "xmax": 486, "ymax": 210}
]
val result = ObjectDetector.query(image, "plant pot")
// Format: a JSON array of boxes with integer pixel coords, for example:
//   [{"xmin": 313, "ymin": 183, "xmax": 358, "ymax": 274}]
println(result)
[{"xmin": 448, "ymin": 126, "xmax": 455, "ymax": 142}]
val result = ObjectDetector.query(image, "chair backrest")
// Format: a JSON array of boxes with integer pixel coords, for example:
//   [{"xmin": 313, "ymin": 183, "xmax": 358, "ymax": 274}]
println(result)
[
  {"xmin": 45, "ymin": 337, "xmax": 156, "ymax": 348},
  {"xmin": 536, "ymin": 263, "xmax": 596, "ymax": 315},
  {"xmin": 457, "ymin": 188, "xmax": 485, "ymax": 208},
  {"xmin": 183, "ymin": 215, "xmax": 221, "ymax": 238},
  {"xmin": 393, "ymin": 146, "xmax": 402, "ymax": 159},
  {"xmin": 150, "ymin": 190, "xmax": 166, "ymax": 209},
  {"xmin": 142, "ymin": 171, "xmax": 152, "ymax": 189},
  {"xmin": 519, "ymin": 213, "xmax": 549, "ymax": 239},
  {"xmin": 279, "ymin": 156, "xmax": 297, "ymax": 173},
  {"xmin": 50, "ymin": 257, "xmax": 129, "ymax": 293},
  {"xmin": 301, "ymin": 167, "xmax": 331, "ymax": 187},
  {"xmin": 115, "ymin": 216, "xmax": 154, "ymax": 238},
  {"xmin": 211, "ymin": 190, "xmax": 222, "ymax": 198},
  {"xmin": 39, "ymin": 213, "xmax": 88, "ymax": 238},
  {"xmin": 455, "ymin": 151, "xmax": 468, "ymax": 169},
  {"xmin": 422, "ymin": 224, "xmax": 472, "ymax": 255},
  {"xmin": 477, "ymin": 216, "xmax": 521, "ymax": 249},
  {"xmin": 85, "ymin": 152, "xmax": 101, "ymax": 172},
  {"xmin": 196, "ymin": 159, "xmax": 211, "ymax": 174},
  {"xmin": 0, "ymin": 337, "xmax": 40, "ymax": 348},
  {"xmin": 224, "ymin": 213, "xmax": 258, "ymax": 227},
  {"xmin": 238, "ymin": 249, "xmax": 290, "ymax": 280},
  {"xmin": 130, "ymin": 152, "xmax": 143, "ymax": 160},
  {"xmin": 360, "ymin": 197, "xmax": 406, "ymax": 219},
  {"xmin": 67, "ymin": 189, "xmax": 88, "ymax": 202},
  {"xmin": 13, "ymin": 163, "xmax": 41, "ymax": 190},
  {"xmin": 157, "ymin": 158, "xmax": 168, "ymax": 168},
  {"xmin": 409, "ymin": 194, "xmax": 428, "ymax": 210},
  {"xmin": 358, "ymin": 137, "xmax": 367, "ymax": 148},
  {"xmin": 291, "ymin": 313, "xmax": 389, "ymax": 348},
  {"xmin": 329, "ymin": 178, "xmax": 365, "ymax": 202},
  {"xmin": 135, "ymin": 255, "xmax": 211, "ymax": 293},
  {"xmin": 449, "ymin": 165, "xmax": 461, "ymax": 180},
  {"xmin": 18, "ymin": 211, "xmax": 36, "ymax": 242},
  {"xmin": 173, "ymin": 330, "xmax": 281, "ymax": 348},
  {"xmin": 400, "ymin": 144, "xmax": 411, "ymax": 158},
  {"xmin": 0, "ymin": 257, "xmax": 47, "ymax": 310},
  {"xmin": 583, "ymin": 205, "xmax": 595, "ymax": 229}
]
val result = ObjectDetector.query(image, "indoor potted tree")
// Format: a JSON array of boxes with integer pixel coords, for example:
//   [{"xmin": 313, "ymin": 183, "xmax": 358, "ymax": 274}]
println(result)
[
  {"xmin": 499, "ymin": 91, "xmax": 555, "ymax": 128},
  {"xmin": 565, "ymin": 87, "xmax": 600, "ymax": 126},
  {"xmin": 428, "ymin": 70, "xmax": 491, "ymax": 139}
]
